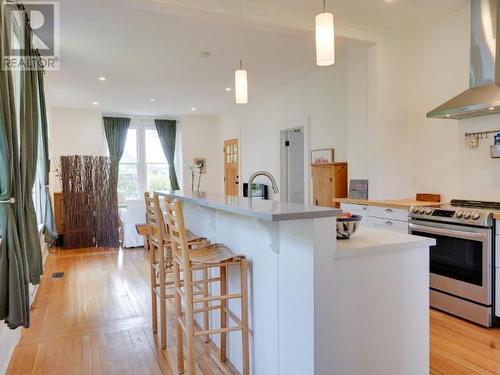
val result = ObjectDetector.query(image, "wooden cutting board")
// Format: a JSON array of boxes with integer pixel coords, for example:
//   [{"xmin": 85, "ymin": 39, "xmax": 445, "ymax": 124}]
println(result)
[{"xmin": 416, "ymin": 193, "xmax": 441, "ymax": 203}]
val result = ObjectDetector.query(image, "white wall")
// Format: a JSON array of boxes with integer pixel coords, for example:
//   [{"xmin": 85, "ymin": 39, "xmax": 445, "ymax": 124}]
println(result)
[
  {"xmin": 181, "ymin": 115, "xmax": 222, "ymax": 193},
  {"xmin": 48, "ymin": 107, "xmax": 107, "ymax": 192},
  {"xmin": 218, "ymin": 60, "xmax": 348, "ymax": 198},
  {"xmin": 409, "ymin": 2, "xmax": 500, "ymax": 202},
  {"xmin": 48, "ymin": 107, "xmax": 206, "ymax": 195},
  {"xmin": 345, "ymin": 2, "xmax": 500, "ymax": 202}
]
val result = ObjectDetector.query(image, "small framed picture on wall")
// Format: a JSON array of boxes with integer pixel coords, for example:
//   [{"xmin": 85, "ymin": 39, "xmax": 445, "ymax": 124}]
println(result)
[
  {"xmin": 193, "ymin": 158, "xmax": 207, "ymax": 174},
  {"xmin": 311, "ymin": 148, "xmax": 334, "ymax": 165}
]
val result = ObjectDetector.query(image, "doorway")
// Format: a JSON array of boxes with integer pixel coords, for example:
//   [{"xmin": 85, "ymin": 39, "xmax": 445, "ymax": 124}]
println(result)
[
  {"xmin": 280, "ymin": 128, "xmax": 305, "ymax": 204},
  {"xmin": 224, "ymin": 139, "xmax": 239, "ymax": 196}
]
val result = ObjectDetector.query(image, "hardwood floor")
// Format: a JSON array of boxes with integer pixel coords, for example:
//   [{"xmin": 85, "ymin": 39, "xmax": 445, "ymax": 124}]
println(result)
[
  {"xmin": 6, "ymin": 247, "xmax": 238, "ymax": 375},
  {"xmin": 430, "ymin": 309, "xmax": 500, "ymax": 375},
  {"xmin": 8, "ymin": 247, "xmax": 500, "ymax": 375}
]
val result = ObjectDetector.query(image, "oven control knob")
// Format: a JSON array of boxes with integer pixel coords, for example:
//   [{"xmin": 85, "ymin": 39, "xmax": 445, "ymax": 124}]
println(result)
[
  {"xmin": 455, "ymin": 211, "xmax": 463, "ymax": 218},
  {"xmin": 411, "ymin": 207, "xmax": 419, "ymax": 214},
  {"xmin": 472, "ymin": 212, "xmax": 480, "ymax": 220},
  {"xmin": 424, "ymin": 208, "xmax": 433, "ymax": 215},
  {"xmin": 418, "ymin": 207, "xmax": 425, "ymax": 214},
  {"xmin": 463, "ymin": 212, "xmax": 472, "ymax": 219}
]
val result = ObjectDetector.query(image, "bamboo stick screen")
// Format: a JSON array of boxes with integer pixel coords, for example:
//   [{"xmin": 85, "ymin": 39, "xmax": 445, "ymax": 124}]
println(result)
[{"xmin": 60, "ymin": 155, "xmax": 119, "ymax": 249}]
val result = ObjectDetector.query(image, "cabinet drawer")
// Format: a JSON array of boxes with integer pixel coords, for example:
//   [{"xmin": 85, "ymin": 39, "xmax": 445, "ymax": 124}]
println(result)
[
  {"xmin": 369, "ymin": 206, "xmax": 408, "ymax": 222},
  {"xmin": 340, "ymin": 203, "xmax": 369, "ymax": 219},
  {"xmin": 369, "ymin": 217, "xmax": 409, "ymax": 234}
]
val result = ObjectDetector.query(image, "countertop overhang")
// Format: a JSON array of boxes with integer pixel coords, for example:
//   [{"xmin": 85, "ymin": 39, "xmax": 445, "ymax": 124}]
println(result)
[{"xmin": 155, "ymin": 190, "xmax": 342, "ymax": 222}]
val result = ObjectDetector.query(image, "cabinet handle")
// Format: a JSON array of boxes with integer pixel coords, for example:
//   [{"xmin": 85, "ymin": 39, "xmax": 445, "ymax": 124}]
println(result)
[{"xmin": 385, "ymin": 220, "xmax": 393, "ymax": 226}]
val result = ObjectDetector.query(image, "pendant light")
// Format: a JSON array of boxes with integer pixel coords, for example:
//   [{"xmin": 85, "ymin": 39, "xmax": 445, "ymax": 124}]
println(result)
[
  {"xmin": 235, "ymin": 59, "xmax": 248, "ymax": 104},
  {"xmin": 235, "ymin": 0, "xmax": 248, "ymax": 104},
  {"xmin": 315, "ymin": 0, "xmax": 335, "ymax": 66}
]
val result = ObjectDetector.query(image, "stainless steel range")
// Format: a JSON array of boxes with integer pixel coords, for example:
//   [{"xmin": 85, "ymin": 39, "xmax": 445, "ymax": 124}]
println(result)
[{"xmin": 409, "ymin": 200, "xmax": 499, "ymax": 327}]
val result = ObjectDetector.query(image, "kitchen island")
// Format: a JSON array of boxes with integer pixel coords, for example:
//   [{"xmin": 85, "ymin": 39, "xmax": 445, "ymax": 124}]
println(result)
[{"xmin": 156, "ymin": 190, "xmax": 435, "ymax": 375}]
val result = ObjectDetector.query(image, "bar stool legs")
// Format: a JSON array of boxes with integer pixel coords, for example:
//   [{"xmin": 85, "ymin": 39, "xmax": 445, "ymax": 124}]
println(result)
[
  {"xmin": 174, "ymin": 259, "xmax": 185, "ymax": 374},
  {"xmin": 219, "ymin": 265, "xmax": 227, "ymax": 363},
  {"xmin": 240, "ymin": 259, "xmax": 250, "ymax": 375},
  {"xmin": 150, "ymin": 251, "xmax": 158, "ymax": 334},
  {"xmin": 202, "ymin": 267, "xmax": 210, "ymax": 344}
]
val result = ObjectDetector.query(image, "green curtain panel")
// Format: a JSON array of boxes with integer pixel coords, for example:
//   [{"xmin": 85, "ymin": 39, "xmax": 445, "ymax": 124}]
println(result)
[
  {"xmin": 103, "ymin": 117, "xmax": 131, "ymax": 161},
  {"xmin": 19, "ymin": 18, "xmax": 43, "ymax": 285},
  {"xmin": 0, "ymin": 2, "xmax": 31, "ymax": 329},
  {"xmin": 103, "ymin": 116, "xmax": 131, "ymax": 195},
  {"xmin": 155, "ymin": 119, "xmax": 180, "ymax": 190},
  {"xmin": 36, "ymin": 69, "xmax": 57, "ymax": 241}
]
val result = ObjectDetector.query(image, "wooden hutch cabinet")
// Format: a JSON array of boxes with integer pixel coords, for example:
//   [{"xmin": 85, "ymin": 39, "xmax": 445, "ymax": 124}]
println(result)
[{"xmin": 311, "ymin": 162, "xmax": 348, "ymax": 207}]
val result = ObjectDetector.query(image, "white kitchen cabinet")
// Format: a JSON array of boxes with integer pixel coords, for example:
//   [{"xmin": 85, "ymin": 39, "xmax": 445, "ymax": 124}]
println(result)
[
  {"xmin": 369, "ymin": 217, "xmax": 409, "ymax": 234},
  {"xmin": 340, "ymin": 203, "xmax": 410, "ymax": 234},
  {"xmin": 496, "ymin": 268, "xmax": 500, "ymax": 318},
  {"xmin": 340, "ymin": 203, "xmax": 369, "ymax": 219},
  {"xmin": 496, "ymin": 227, "xmax": 500, "ymax": 317},
  {"xmin": 496, "ymin": 235, "xmax": 500, "ymax": 268},
  {"xmin": 369, "ymin": 206, "xmax": 408, "ymax": 222}
]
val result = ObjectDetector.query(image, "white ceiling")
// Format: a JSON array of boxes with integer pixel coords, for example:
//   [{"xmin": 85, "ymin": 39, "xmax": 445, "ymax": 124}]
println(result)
[{"xmin": 46, "ymin": 0, "xmax": 465, "ymax": 116}]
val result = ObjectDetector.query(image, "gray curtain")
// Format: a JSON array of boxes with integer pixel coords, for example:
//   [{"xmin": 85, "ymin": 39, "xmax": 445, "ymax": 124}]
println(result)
[
  {"xmin": 19, "ymin": 13, "xmax": 43, "ymax": 285},
  {"xmin": 0, "ymin": 2, "xmax": 31, "ymax": 329},
  {"xmin": 103, "ymin": 116, "xmax": 130, "ymax": 194},
  {"xmin": 155, "ymin": 119, "xmax": 180, "ymax": 190},
  {"xmin": 103, "ymin": 117, "xmax": 131, "ymax": 161},
  {"xmin": 36, "ymin": 69, "xmax": 57, "ymax": 242}
]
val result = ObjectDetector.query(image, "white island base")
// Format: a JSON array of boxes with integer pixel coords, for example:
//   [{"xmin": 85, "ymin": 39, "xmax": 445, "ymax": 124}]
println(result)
[{"xmin": 156, "ymin": 191, "xmax": 434, "ymax": 375}]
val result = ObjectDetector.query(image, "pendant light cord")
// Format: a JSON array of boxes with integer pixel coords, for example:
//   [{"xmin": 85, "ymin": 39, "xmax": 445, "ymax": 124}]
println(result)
[
  {"xmin": 239, "ymin": 0, "xmax": 243, "ymax": 67},
  {"xmin": 323, "ymin": 0, "xmax": 326, "ymax": 12}
]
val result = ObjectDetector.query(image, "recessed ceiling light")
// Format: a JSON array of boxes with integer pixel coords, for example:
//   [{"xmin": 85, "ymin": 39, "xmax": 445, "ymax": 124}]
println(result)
[
  {"xmin": 191, "ymin": 107, "xmax": 197, "ymax": 111},
  {"xmin": 92, "ymin": 101, "xmax": 99, "ymax": 105},
  {"xmin": 445, "ymin": 114, "xmax": 451, "ymax": 117},
  {"xmin": 148, "ymin": 98, "xmax": 156, "ymax": 102},
  {"xmin": 225, "ymin": 87, "xmax": 232, "ymax": 92},
  {"xmin": 489, "ymin": 107, "xmax": 495, "ymax": 110},
  {"xmin": 98, "ymin": 76, "xmax": 106, "ymax": 81}
]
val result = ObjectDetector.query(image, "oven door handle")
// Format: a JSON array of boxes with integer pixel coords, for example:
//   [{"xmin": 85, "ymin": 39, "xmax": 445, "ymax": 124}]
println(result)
[{"xmin": 409, "ymin": 223, "xmax": 488, "ymax": 241}]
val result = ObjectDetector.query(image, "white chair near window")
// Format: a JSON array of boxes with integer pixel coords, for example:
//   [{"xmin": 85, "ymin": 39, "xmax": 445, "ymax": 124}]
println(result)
[{"xmin": 119, "ymin": 199, "xmax": 147, "ymax": 248}]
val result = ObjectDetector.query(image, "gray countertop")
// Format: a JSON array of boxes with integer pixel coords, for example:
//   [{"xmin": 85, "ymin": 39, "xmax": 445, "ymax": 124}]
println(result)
[{"xmin": 155, "ymin": 190, "xmax": 342, "ymax": 222}]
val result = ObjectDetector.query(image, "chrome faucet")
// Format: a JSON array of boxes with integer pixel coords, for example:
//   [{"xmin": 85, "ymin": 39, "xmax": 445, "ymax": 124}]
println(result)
[{"xmin": 248, "ymin": 171, "xmax": 279, "ymax": 197}]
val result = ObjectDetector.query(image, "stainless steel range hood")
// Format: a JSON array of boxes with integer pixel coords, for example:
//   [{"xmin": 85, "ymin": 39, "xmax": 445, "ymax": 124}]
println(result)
[{"xmin": 427, "ymin": 0, "xmax": 500, "ymax": 119}]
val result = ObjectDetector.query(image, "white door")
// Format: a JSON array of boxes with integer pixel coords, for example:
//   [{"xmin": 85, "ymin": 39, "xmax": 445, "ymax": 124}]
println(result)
[{"xmin": 285, "ymin": 129, "xmax": 305, "ymax": 204}]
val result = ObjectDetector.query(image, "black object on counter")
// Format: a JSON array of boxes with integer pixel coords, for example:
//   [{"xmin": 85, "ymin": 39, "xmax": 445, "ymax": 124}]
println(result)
[{"xmin": 243, "ymin": 183, "xmax": 269, "ymax": 200}]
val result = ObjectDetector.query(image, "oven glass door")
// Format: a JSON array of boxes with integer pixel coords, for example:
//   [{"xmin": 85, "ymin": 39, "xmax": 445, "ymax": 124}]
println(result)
[
  {"xmin": 409, "ymin": 221, "xmax": 491, "ymax": 305},
  {"xmin": 412, "ymin": 230, "xmax": 483, "ymax": 285}
]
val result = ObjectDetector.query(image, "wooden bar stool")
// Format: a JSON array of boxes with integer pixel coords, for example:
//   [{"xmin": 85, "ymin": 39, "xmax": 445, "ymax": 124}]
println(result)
[
  {"xmin": 165, "ymin": 198, "xmax": 250, "ymax": 375},
  {"xmin": 145, "ymin": 193, "xmax": 208, "ymax": 350},
  {"xmin": 135, "ymin": 223, "xmax": 151, "ymax": 251}
]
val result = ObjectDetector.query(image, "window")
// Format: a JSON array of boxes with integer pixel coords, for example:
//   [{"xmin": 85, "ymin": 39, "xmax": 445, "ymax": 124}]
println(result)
[
  {"xmin": 117, "ymin": 125, "xmax": 171, "ymax": 202},
  {"xmin": 118, "ymin": 129, "xmax": 139, "ymax": 200},
  {"xmin": 145, "ymin": 129, "xmax": 170, "ymax": 192}
]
